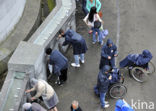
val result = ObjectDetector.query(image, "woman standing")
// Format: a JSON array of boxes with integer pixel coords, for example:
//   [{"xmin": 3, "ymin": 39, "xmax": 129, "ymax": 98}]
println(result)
[
  {"xmin": 25, "ymin": 78, "xmax": 59, "ymax": 111},
  {"xmin": 83, "ymin": 7, "xmax": 103, "ymax": 45}
]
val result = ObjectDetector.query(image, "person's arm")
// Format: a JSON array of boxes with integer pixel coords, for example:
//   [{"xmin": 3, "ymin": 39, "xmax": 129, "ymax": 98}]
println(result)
[
  {"xmin": 86, "ymin": 0, "xmax": 90, "ymax": 12},
  {"xmin": 101, "ymin": 46, "xmax": 108, "ymax": 58},
  {"xmin": 114, "ymin": 45, "xmax": 118, "ymax": 56},
  {"xmin": 32, "ymin": 83, "xmax": 44, "ymax": 99},
  {"xmin": 25, "ymin": 87, "xmax": 36, "ymax": 93},
  {"xmin": 96, "ymin": 0, "xmax": 101, "ymax": 12}
]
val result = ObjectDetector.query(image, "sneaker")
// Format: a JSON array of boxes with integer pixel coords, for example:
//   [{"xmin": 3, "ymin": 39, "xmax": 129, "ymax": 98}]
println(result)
[
  {"xmin": 92, "ymin": 42, "xmax": 96, "ymax": 44},
  {"xmin": 100, "ymin": 41, "xmax": 104, "ymax": 46},
  {"xmin": 71, "ymin": 63, "xmax": 80, "ymax": 67},
  {"xmin": 104, "ymin": 104, "xmax": 110, "ymax": 108},
  {"xmin": 80, "ymin": 60, "xmax": 85, "ymax": 64}
]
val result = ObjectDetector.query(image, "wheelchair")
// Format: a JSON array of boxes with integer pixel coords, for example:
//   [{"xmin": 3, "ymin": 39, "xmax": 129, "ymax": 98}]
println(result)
[
  {"xmin": 94, "ymin": 68, "xmax": 127, "ymax": 99},
  {"xmin": 128, "ymin": 61, "xmax": 155, "ymax": 83}
]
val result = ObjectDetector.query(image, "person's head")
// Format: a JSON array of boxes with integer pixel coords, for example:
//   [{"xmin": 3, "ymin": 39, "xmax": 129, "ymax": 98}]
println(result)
[
  {"xmin": 142, "ymin": 50, "xmax": 152, "ymax": 58},
  {"xmin": 30, "ymin": 78, "xmax": 38, "ymax": 87},
  {"xmin": 102, "ymin": 65, "xmax": 111, "ymax": 74},
  {"xmin": 88, "ymin": 6, "xmax": 97, "ymax": 23},
  {"xmin": 46, "ymin": 48, "xmax": 52, "ymax": 55},
  {"xmin": 90, "ymin": 0, "xmax": 93, "ymax": 2},
  {"xmin": 59, "ymin": 29, "xmax": 65, "ymax": 37},
  {"xmin": 22, "ymin": 103, "xmax": 32, "ymax": 111},
  {"xmin": 72, "ymin": 100, "xmax": 79, "ymax": 110},
  {"xmin": 107, "ymin": 38, "xmax": 113, "ymax": 47}
]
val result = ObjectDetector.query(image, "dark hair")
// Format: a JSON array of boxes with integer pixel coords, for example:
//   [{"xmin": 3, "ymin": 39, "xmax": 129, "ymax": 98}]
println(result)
[
  {"xmin": 46, "ymin": 48, "xmax": 52, "ymax": 55},
  {"xmin": 59, "ymin": 29, "xmax": 64, "ymax": 34},
  {"xmin": 88, "ymin": 7, "xmax": 97, "ymax": 23}
]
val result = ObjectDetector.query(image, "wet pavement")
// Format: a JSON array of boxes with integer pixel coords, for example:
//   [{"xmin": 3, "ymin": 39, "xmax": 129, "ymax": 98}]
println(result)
[{"xmin": 49, "ymin": 0, "xmax": 156, "ymax": 111}]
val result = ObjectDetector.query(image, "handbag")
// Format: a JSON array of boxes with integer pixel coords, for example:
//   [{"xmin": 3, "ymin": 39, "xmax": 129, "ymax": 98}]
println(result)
[
  {"xmin": 95, "ymin": 0, "xmax": 103, "ymax": 18},
  {"xmin": 94, "ymin": 20, "xmax": 101, "ymax": 29}
]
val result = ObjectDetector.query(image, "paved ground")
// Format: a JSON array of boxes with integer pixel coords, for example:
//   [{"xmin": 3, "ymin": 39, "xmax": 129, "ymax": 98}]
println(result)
[{"xmin": 49, "ymin": 0, "xmax": 156, "ymax": 111}]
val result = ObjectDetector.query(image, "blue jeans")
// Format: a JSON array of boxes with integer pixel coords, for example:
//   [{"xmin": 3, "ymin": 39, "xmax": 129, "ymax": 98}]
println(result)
[
  {"xmin": 74, "ymin": 54, "xmax": 85, "ymax": 65},
  {"xmin": 100, "ymin": 92, "xmax": 106, "ymax": 108},
  {"xmin": 92, "ymin": 28, "xmax": 103, "ymax": 44}
]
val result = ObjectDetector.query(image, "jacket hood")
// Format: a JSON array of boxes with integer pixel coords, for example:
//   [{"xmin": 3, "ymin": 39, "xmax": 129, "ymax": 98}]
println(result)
[
  {"xmin": 101, "ymin": 65, "xmax": 111, "ymax": 74},
  {"xmin": 107, "ymin": 38, "xmax": 113, "ymax": 46},
  {"xmin": 142, "ymin": 50, "xmax": 152, "ymax": 59}
]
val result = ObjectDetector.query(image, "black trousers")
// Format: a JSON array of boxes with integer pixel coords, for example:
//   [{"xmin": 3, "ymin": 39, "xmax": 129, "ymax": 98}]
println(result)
[{"xmin": 59, "ymin": 68, "xmax": 68, "ymax": 82}]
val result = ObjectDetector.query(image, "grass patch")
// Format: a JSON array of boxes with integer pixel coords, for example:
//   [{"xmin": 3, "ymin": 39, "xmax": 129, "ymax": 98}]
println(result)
[{"xmin": 47, "ymin": 0, "xmax": 55, "ymax": 11}]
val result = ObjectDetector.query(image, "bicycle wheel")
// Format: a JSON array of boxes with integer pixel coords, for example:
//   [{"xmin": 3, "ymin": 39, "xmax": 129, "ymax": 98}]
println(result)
[
  {"xmin": 131, "ymin": 67, "xmax": 148, "ymax": 83},
  {"xmin": 109, "ymin": 83, "xmax": 127, "ymax": 99},
  {"xmin": 147, "ymin": 62, "xmax": 155, "ymax": 74}
]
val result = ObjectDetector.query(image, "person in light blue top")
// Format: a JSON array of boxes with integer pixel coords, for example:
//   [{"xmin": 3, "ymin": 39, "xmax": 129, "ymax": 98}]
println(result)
[{"xmin": 86, "ymin": 0, "xmax": 101, "ymax": 13}]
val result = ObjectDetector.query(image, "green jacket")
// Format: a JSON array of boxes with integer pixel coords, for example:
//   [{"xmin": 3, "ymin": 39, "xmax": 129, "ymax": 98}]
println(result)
[{"xmin": 86, "ymin": 0, "xmax": 101, "ymax": 12}]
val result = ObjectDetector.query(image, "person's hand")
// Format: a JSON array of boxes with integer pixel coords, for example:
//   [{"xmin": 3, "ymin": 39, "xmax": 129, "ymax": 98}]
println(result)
[
  {"xmin": 25, "ymin": 89, "xmax": 31, "ymax": 93},
  {"xmin": 109, "ymin": 75, "xmax": 112, "ymax": 80},
  {"xmin": 114, "ymin": 54, "xmax": 118, "ymax": 57},
  {"xmin": 108, "ymin": 56, "xmax": 111, "ymax": 60},
  {"xmin": 31, "ymin": 97, "xmax": 36, "ymax": 101},
  {"xmin": 58, "ymin": 34, "xmax": 62, "ymax": 38}
]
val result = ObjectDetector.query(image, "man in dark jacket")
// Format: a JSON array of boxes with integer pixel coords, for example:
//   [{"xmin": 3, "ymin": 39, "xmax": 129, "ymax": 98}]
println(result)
[
  {"xmin": 95, "ymin": 65, "xmax": 112, "ymax": 108},
  {"xmin": 46, "ymin": 48, "xmax": 68, "ymax": 85},
  {"xmin": 59, "ymin": 29, "xmax": 88, "ymax": 68},
  {"xmin": 120, "ymin": 49, "xmax": 152, "ymax": 69},
  {"xmin": 99, "ymin": 38, "xmax": 118, "ymax": 69}
]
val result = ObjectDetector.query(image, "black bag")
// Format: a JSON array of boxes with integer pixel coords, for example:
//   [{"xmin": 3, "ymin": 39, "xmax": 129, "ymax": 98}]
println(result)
[{"xmin": 94, "ymin": 20, "xmax": 101, "ymax": 29}]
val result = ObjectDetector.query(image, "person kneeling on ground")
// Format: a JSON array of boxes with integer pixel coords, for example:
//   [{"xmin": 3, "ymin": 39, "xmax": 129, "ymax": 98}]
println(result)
[
  {"xmin": 22, "ymin": 102, "xmax": 47, "ymax": 111},
  {"xmin": 46, "ymin": 48, "xmax": 68, "ymax": 85},
  {"xmin": 94, "ymin": 65, "xmax": 112, "ymax": 108},
  {"xmin": 25, "ymin": 78, "xmax": 59, "ymax": 111},
  {"xmin": 59, "ymin": 29, "xmax": 88, "ymax": 68},
  {"xmin": 71, "ymin": 100, "xmax": 82, "ymax": 111}
]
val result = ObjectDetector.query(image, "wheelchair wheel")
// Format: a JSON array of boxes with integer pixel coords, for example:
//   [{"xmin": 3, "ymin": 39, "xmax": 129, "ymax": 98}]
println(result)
[
  {"xmin": 147, "ymin": 62, "xmax": 155, "ymax": 74},
  {"xmin": 109, "ymin": 83, "xmax": 127, "ymax": 99},
  {"xmin": 131, "ymin": 67, "xmax": 148, "ymax": 83}
]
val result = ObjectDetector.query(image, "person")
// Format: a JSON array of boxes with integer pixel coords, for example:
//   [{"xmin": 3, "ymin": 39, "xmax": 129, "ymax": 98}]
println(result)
[
  {"xmin": 83, "ymin": 7, "xmax": 103, "ymax": 45},
  {"xmin": 99, "ymin": 38, "xmax": 117, "ymax": 69},
  {"xmin": 25, "ymin": 78, "xmax": 59, "ymax": 111},
  {"xmin": 59, "ymin": 29, "xmax": 88, "ymax": 68},
  {"xmin": 46, "ymin": 48, "xmax": 68, "ymax": 85},
  {"xmin": 94, "ymin": 65, "xmax": 112, "ymax": 108},
  {"xmin": 71, "ymin": 100, "xmax": 82, "ymax": 111},
  {"xmin": 120, "ymin": 49, "xmax": 152, "ymax": 69},
  {"xmin": 82, "ymin": 0, "xmax": 88, "ymax": 15},
  {"xmin": 86, "ymin": 0, "xmax": 101, "ymax": 13},
  {"xmin": 22, "ymin": 102, "xmax": 47, "ymax": 111},
  {"xmin": 115, "ymin": 99, "xmax": 134, "ymax": 111}
]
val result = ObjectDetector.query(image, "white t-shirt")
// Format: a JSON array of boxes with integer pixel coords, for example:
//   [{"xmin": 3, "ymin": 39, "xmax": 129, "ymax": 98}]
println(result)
[{"xmin": 83, "ymin": 13, "xmax": 102, "ymax": 27}]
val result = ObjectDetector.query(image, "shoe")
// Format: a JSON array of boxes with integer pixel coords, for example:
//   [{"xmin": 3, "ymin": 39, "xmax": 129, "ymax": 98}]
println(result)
[
  {"xmin": 71, "ymin": 63, "xmax": 80, "ymax": 67},
  {"xmin": 100, "ymin": 41, "xmax": 104, "ymax": 46},
  {"xmin": 92, "ymin": 42, "xmax": 96, "ymax": 44},
  {"xmin": 80, "ymin": 60, "xmax": 85, "ymax": 64},
  {"xmin": 104, "ymin": 104, "xmax": 110, "ymax": 108}
]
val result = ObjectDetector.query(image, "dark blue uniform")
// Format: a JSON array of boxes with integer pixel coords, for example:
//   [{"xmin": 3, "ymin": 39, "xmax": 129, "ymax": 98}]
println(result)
[
  {"xmin": 120, "ymin": 50, "xmax": 152, "ymax": 68},
  {"xmin": 99, "ymin": 39, "xmax": 117, "ymax": 69},
  {"xmin": 63, "ymin": 30, "xmax": 88, "ymax": 55}
]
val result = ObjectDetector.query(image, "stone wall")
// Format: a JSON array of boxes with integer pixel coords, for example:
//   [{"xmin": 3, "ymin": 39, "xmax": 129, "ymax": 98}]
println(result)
[
  {"xmin": 0, "ymin": 0, "xmax": 76, "ymax": 110},
  {"xmin": 0, "ymin": 0, "xmax": 26, "ymax": 43}
]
